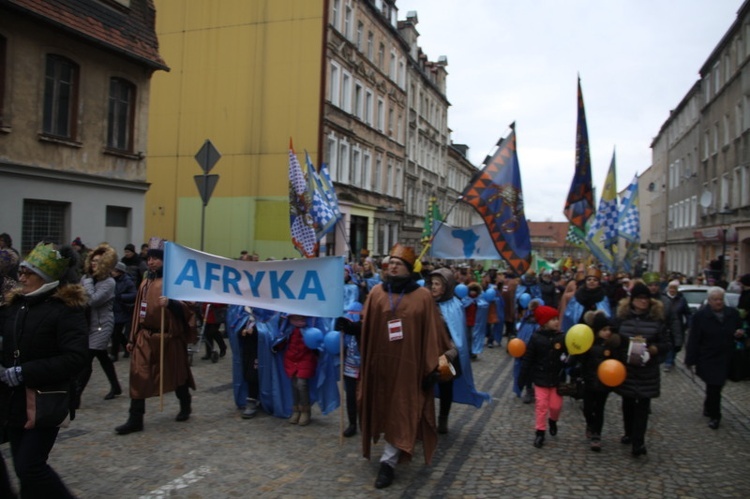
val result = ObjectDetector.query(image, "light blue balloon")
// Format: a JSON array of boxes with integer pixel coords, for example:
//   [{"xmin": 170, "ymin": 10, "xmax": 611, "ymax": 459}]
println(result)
[
  {"xmin": 518, "ymin": 293, "xmax": 531, "ymax": 308},
  {"xmin": 323, "ymin": 330, "xmax": 341, "ymax": 355},
  {"xmin": 303, "ymin": 327, "xmax": 324, "ymax": 350},
  {"xmin": 417, "ymin": 279, "xmax": 425, "ymax": 287},
  {"xmin": 454, "ymin": 283, "xmax": 469, "ymax": 299},
  {"xmin": 482, "ymin": 287, "xmax": 497, "ymax": 301}
]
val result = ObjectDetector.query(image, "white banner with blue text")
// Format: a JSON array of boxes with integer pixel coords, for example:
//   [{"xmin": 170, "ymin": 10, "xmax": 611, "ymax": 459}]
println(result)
[{"xmin": 163, "ymin": 242, "xmax": 344, "ymax": 318}]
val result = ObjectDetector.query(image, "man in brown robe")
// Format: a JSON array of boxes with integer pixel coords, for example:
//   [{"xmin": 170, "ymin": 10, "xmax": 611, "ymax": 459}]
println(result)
[
  {"xmin": 115, "ymin": 237, "xmax": 197, "ymax": 435},
  {"xmin": 358, "ymin": 243, "xmax": 452, "ymax": 489}
]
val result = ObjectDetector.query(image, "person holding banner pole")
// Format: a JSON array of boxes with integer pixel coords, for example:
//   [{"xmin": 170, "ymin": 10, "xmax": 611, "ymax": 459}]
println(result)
[{"xmin": 115, "ymin": 237, "xmax": 197, "ymax": 435}]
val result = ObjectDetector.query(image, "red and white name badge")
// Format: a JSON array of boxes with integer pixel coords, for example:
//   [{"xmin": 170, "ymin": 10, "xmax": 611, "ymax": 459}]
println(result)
[
  {"xmin": 139, "ymin": 301, "xmax": 148, "ymax": 318},
  {"xmin": 388, "ymin": 319, "xmax": 404, "ymax": 341}
]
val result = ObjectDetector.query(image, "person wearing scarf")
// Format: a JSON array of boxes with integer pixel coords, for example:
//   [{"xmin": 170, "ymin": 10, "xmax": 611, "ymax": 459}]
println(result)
[{"xmin": 562, "ymin": 267, "xmax": 612, "ymax": 332}]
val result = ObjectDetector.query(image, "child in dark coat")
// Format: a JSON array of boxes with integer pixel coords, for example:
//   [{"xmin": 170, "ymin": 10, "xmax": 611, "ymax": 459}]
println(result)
[{"xmin": 519, "ymin": 305, "xmax": 566, "ymax": 448}]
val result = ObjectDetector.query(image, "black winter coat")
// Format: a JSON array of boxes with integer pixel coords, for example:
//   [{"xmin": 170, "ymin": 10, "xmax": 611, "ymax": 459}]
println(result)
[
  {"xmin": 519, "ymin": 328, "xmax": 566, "ymax": 388},
  {"xmin": 0, "ymin": 284, "xmax": 89, "ymax": 427},
  {"xmin": 575, "ymin": 334, "xmax": 621, "ymax": 393},
  {"xmin": 613, "ymin": 298, "xmax": 670, "ymax": 399},
  {"xmin": 685, "ymin": 306, "xmax": 743, "ymax": 386},
  {"xmin": 113, "ymin": 272, "xmax": 137, "ymax": 324}
]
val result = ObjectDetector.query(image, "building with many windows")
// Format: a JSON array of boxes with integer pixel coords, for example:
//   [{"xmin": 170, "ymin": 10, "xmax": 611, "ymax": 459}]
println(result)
[
  {"xmin": 0, "ymin": 0, "xmax": 166, "ymax": 254},
  {"xmin": 146, "ymin": 0, "xmax": 477, "ymax": 260},
  {"xmin": 646, "ymin": 0, "xmax": 750, "ymax": 279}
]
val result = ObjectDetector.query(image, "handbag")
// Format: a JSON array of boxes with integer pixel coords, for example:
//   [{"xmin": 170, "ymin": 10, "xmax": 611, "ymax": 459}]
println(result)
[
  {"xmin": 556, "ymin": 377, "xmax": 584, "ymax": 399},
  {"xmin": 24, "ymin": 385, "xmax": 70, "ymax": 430}
]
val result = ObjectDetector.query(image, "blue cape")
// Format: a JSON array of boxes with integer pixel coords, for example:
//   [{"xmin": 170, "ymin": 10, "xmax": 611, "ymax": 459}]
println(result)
[{"xmin": 437, "ymin": 297, "xmax": 491, "ymax": 407}]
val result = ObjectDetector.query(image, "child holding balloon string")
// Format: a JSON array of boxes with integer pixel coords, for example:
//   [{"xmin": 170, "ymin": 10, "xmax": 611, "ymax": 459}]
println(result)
[
  {"xmin": 518, "ymin": 305, "xmax": 567, "ymax": 449},
  {"xmin": 275, "ymin": 314, "xmax": 319, "ymax": 426},
  {"xmin": 576, "ymin": 311, "xmax": 622, "ymax": 452}
]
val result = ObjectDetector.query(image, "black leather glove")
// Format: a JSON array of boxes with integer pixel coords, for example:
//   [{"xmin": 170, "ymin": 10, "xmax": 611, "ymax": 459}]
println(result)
[{"xmin": 334, "ymin": 317, "xmax": 362, "ymax": 337}]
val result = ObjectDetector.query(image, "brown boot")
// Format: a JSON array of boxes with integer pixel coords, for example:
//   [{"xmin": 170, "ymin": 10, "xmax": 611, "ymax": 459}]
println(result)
[
  {"xmin": 298, "ymin": 406, "xmax": 311, "ymax": 426},
  {"xmin": 288, "ymin": 405, "xmax": 300, "ymax": 424}
]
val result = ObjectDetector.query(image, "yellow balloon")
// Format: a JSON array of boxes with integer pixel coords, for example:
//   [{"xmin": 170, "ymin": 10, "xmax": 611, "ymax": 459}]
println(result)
[{"xmin": 565, "ymin": 324, "xmax": 594, "ymax": 354}]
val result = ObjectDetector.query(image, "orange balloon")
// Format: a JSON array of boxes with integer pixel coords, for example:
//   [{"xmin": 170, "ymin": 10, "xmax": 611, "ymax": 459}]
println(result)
[
  {"xmin": 508, "ymin": 338, "xmax": 526, "ymax": 358},
  {"xmin": 598, "ymin": 359, "xmax": 627, "ymax": 387}
]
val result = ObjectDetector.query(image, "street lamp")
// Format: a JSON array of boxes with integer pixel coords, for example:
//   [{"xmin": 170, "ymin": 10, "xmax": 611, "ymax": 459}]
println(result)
[{"xmin": 718, "ymin": 204, "xmax": 735, "ymax": 282}]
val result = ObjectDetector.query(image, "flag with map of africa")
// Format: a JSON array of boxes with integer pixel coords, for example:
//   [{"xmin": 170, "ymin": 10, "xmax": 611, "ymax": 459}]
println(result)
[{"xmin": 460, "ymin": 124, "xmax": 531, "ymax": 274}]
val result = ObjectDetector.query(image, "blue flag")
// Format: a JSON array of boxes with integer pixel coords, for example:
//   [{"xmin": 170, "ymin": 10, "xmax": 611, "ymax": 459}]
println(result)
[
  {"xmin": 461, "ymin": 124, "xmax": 531, "ymax": 275},
  {"xmin": 564, "ymin": 77, "xmax": 595, "ymax": 231},
  {"xmin": 586, "ymin": 151, "xmax": 618, "ymax": 271}
]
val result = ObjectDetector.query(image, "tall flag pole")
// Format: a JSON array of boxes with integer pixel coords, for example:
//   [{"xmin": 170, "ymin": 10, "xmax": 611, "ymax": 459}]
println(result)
[
  {"xmin": 461, "ymin": 122, "xmax": 531, "ymax": 275},
  {"xmin": 618, "ymin": 173, "xmax": 641, "ymax": 271},
  {"xmin": 564, "ymin": 76, "xmax": 595, "ymax": 231},
  {"xmin": 586, "ymin": 150, "xmax": 618, "ymax": 271},
  {"xmin": 288, "ymin": 139, "xmax": 318, "ymax": 258}
]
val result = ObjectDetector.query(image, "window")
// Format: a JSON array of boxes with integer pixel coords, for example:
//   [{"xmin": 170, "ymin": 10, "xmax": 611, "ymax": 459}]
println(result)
[
  {"xmin": 356, "ymin": 22, "xmax": 363, "ymax": 51},
  {"xmin": 733, "ymin": 167, "xmax": 742, "ymax": 207},
  {"xmin": 736, "ymin": 101, "xmax": 743, "ymax": 138},
  {"xmin": 377, "ymin": 98, "xmax": 384, "ymax": 132},
  {"xmin": 331, "ymin": 0, "xmax": 340, "ymax": 30},
  {"xmin": 723, "ymin": 114, "xmax": 730, "ymax": 146},
  {"xmin": 43, "ymin": 55, "xmax": 79, "ymax": 139},
  {"xmin": 398, "ymin": 58, "xmax": 406, "ymax": 88},
  {"xmin": 703, "ymin": 130, "xmax": 710, "ymax": 160},
  {"xmin": 741, "ymin": 165, "xmax": 750, "ymax": 206},
  {"xmin": 0, "ymin": 35, "xmax": 6, "ymax": 125},
  {"xmin": 106, "ymin": 206, "xmax": 129, "ymax": 227},
  {"xmin": 22, "ymin": 199, "xmax": 68, "ymax": 254},
  {"xmin": 326, "ymin": 134, "xmax": 338, "ymax": 181},
  {"xmin": 374, "ymin": 157, "xmax": 382, "ymax": 193},
  {"xmin": 705, "ymin": 75, "xmax": 711, "ymax": 105},
  {"xmin": 352, "ymin": 147, "xmax": 361, "ymax": 187},
  {"xmin": 363, "ymin": 152, "xmax": 371, "ymax": 190},
  {"xmin": 354, "ymin": 81, "xmax": 363, "ymax": 119},
  {"xmin": 378, "ymin": 43, "xmax": 385, "ymax": 70},
  {"xmin": 339, "ymin": 141, "xmax": 350, "ymax": 184},
  {"xmin": 365, "ymin": 89, "xmax": 373, "ymax": 125},
  {"xmin": 107, "ymin": 78, "xmax": 135, "ymax": 151},
  {"xmin": 367, "ymin": 32, "xmax": 373, "ymax": 60},
  {"xmin": 713, "ymin": 123, "xmax": 719, "ymax": 155},
  {"xmin": 342, "ymin": 72, "xmax": 352, "ymax": 113},
  {"xmin": 388, "ymin": 107, "xmax": 394, "ymax": 134},
  {"xmin": 344, "ymin": 2, "xmax": 352, "ymax": 39},
  {"xmin": 330, "ymin": 63, "xmax": 340, "ymax": 106},
  {"xmin": 386, "ymin": 162, "xmax": 393, "ymax": 196},
  {"xmin": 721, "ymin": 173, "xmax": 729, "ymax": 208},
  {"xmin": 389, "ymin": 49, "xmax": 396, "ymax": 80}
]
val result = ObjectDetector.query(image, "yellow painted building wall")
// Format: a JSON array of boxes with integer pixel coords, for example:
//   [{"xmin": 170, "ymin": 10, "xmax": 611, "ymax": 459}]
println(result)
[{"xmin": 147, "ymin": 0, "xmax": 325, "ymax": 258}]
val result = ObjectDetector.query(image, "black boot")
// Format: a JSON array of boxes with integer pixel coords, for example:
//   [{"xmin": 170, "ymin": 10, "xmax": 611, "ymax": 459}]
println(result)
[
  {"xmin": 548, "ymin": 418, "xmax": 558, "ymax": 436},
  {"xmin": 374, "ymin": 463, "xmax": 395, "ymax": 489},
  {"xmin": 104, "ymin": 384, "xmax": 122, "ymax": 400},
  {"xmin": 343, "ymin": 422, "xmax": 357, "ymax": 438},
  {"xmin": 175, "ymin": 390, "xmax": 192, "ymax": 422},
  {"xmin": 115, "ymin": 413, "xmax": 144, "ymax": 435},
  {"xmin": 437, "ymin": 415, "xmax": 448, "ymax": 434},
  {"xmin": 533, "ymin": 430, "xmax": 545, "ymax": 448}
]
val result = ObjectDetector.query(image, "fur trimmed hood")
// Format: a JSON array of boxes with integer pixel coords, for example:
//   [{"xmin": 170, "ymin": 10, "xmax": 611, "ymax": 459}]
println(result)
[
  {"xmin": 5, "ymin": 283, "xmax": 87, "ymax": 308},
  {"xmin": 615, "ymin": 295, "xmax": 664, "ymax": 322},
  {"xmin": 84, "ymin": 243, "xmax": 118, "ymax": 280}
]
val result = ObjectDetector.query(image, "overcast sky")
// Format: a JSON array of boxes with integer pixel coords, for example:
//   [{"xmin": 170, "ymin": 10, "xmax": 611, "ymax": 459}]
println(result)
[{"xmin": 399, "ymin": 0, "xmax": 742, "ymax": 222}]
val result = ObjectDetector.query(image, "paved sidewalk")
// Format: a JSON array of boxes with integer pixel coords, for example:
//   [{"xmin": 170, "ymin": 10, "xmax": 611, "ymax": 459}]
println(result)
[{"xmin": 2, "ymin": 342, "xmax": 750, "ymax": 498}]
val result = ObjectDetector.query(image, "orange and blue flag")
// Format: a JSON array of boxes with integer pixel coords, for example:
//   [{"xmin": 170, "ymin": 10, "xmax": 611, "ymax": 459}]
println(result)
[
  {"xmin": 564, "ymin": 77, "xmax": 595, "ymax": 231},
  {"xmin": 461, "ymin": 124, "xmax": 531, "ymax": 275}
]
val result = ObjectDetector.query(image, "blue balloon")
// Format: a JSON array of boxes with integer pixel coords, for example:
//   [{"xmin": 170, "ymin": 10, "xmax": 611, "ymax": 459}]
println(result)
[
  {"xmin": 482, "ymin": 287, "xmax": 497, "ymax": 301},
  {"xmin": 323, "ymin": 330, "xmax": 341, "ymax": 355},
  {"xmin": 303, "ymin": 327, "xmax": 324, "ymax": 350},
  {"xmin": 454, "ymin": 283, "xmax": 469, "ymax": 299},
  {"xmin": 518, "ymin": 292, "xmax": 531, "ymax": 309},
  {"xmin": 417, "ymin": 279, "xmax": 425, "ymax": 287}
]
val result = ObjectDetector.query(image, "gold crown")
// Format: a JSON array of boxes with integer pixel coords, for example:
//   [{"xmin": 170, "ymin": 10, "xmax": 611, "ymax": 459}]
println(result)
[
  {"xmin": 22, "ymin": 243, "xmax": 70, "ymax": 282},
  {"xmin": 585, "ymin": 266, "xmax": 602, "ymax": 280},
  {"xmin": 389, "ymin": 243, "xmax": 417, "ymax": 268}
]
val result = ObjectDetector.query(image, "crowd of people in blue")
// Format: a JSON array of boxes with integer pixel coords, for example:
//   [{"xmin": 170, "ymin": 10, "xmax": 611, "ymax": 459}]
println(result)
[{"xmin": 0, "ymin": 230, "xmax": 748, "ymax": 495}]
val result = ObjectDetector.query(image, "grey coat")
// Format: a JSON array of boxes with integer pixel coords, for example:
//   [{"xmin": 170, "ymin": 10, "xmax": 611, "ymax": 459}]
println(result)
[{"xmin": 82, "ymin": 276, "xmax": 115, "ymax": 350}]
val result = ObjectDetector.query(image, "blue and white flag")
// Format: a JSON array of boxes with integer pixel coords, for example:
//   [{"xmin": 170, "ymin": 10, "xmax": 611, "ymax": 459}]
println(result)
[
  {"xmin": 618, "ymin": 174, "xmax": 640, "ymax": 242},
  {"xmin": 430, "ymin": 221, "xmax": 502, "ymax": 260},
  {"xmin": 586, "ymin": 150, "xmax": 618, "ymax": 271},
  {"xmin": 305, "ymin": 151, "xmax": 338, "ymax": 240},
  {"xmin": 162, "ymin": 242, "xmax": 344, "ymax": 318}
]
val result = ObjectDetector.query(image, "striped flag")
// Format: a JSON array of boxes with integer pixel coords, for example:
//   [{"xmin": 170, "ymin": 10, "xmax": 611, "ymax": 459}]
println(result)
[
  {"xmin": 421, "ymin": 197, "xmax": 442, "ymax": 245},
  {"xmin": 288, "ymin": 140, "xmax": 318, "ymax": 258},
  {"xmin": 305, "ymin": 151, "xmax": 338, "ymax": 241},
  {"xmin": 618, "ymin": 174, "xmax": 640, "ymax": 242},
  {"xmin": 586, "ymin": 151, "xmax": 618, "ymax": 271}
]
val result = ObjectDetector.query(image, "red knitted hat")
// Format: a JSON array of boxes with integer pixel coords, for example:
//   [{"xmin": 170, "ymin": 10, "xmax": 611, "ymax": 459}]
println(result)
[{"xmin": 534, "ymin": 305, "xmax": 559, "ymax": 326}]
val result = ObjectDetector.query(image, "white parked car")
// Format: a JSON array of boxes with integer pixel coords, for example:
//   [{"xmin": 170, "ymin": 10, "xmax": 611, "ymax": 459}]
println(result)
[{"xmin": 677, "ymin": 284, "xmax": 740, "ymax": 312}]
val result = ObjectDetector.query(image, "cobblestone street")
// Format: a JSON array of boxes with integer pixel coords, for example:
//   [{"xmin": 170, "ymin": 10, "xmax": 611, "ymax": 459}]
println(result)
[{"xmin": 3, "ymin": 344, "xmax": 749, "ymax": 498}]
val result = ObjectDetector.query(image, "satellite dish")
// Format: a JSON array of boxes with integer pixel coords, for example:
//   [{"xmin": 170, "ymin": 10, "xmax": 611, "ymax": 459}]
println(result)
[{"xmin": 699, "ymin": 191, "xmax": 713, "ymax": 208}]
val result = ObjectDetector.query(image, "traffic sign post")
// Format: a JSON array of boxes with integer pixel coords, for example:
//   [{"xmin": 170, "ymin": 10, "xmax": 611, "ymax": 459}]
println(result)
[{"xmin": 194, "ymin": 140, "xmax": 221, "ymax": 251}]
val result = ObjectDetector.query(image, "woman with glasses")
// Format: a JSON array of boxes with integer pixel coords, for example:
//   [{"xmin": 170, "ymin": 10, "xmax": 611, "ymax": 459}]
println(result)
[{"xmin": 0, "ymin": 243, "xmax": 88, "ymax": 497}]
